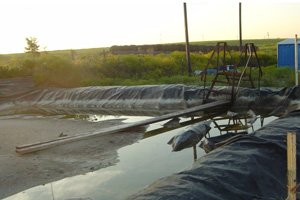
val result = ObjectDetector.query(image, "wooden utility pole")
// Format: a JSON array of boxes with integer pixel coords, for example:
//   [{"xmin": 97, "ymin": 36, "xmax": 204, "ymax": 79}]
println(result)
[
  {"xmin": 295, "ymin": 34, "xmax": 298, "ymax": 86},
  {"xmin": 183, "ymin": 2, "xmax": 192, "ymax": 77},
  {"xmin": 287, "ymin": 132, "xmax": 297, "ymax": 200},
  {"xmin": 239, "ymin": 2, "xmax": 242, "ymax": 52}
]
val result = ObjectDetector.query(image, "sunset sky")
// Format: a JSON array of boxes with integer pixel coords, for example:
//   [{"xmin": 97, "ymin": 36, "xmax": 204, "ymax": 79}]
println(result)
[{"xmin": 0, "ymin": 0, "xmax": 299, "ymax": 54}]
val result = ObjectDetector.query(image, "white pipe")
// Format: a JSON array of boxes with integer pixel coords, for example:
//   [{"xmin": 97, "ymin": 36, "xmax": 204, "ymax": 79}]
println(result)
[
  {"xmin": 236, "ymin": 43, "xmax": 251, "ymax": 93},
  {"xmin": 296, "ymin": 34, "xmax": 298, "ymax": 86}
]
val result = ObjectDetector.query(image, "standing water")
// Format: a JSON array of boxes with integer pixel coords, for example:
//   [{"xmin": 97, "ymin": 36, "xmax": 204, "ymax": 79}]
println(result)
[{"xmin": 4, "ymin": 113, "xmax": 277, "ymax": 200}]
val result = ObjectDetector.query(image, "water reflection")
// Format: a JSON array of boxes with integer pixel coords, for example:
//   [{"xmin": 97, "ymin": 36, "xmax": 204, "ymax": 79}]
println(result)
[
  {"xmin": 160, "ymin": 109, "xmax": 267, "ymax": 159},
  {"xmin": 211, "ymin": 110, "xmax": 262, "ymax": 135},
  {"xmin": 142, "ymin": 112, "xmax": 220, "ymax": 139},
  {"xmin": 199, "ymin": 110, "xmax": 266, "ymax": 154},
  {"xmin": 4, "ymin": 110, "xmax": 277, "ymax": 200}
]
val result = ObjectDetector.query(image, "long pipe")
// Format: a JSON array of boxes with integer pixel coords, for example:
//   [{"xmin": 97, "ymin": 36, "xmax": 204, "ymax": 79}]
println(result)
[
  {"xmin": 236, "ymin": 44, "xmax": 251, "ymax": 93},
  {"xmin": 184, "ymin": 2, "xmax": 192, "ymax": 77},
  {"xmin": 296, "ymin": 34, "xmax": 298, "ymax": 85}
]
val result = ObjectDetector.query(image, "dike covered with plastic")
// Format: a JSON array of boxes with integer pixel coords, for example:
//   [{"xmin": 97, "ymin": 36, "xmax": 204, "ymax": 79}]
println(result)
[
  {"xmin": 2, "ymin": 77, "xmax": 300, "ymax": 199},
  {"xmin": 0, "ymin": 77, "xmax": 297, "ymax": 117}
]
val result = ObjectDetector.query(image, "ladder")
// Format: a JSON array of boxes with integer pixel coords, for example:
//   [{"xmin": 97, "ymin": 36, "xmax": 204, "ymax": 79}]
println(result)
[{"xmin": 201, "ymin": 42, "xmax": 262, "ymax": 102}]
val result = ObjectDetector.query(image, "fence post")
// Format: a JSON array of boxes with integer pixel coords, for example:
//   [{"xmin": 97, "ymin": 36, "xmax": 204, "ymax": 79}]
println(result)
[{"xmin": 287, "ymin": 132, "xmax": 297, "ymax": 200}]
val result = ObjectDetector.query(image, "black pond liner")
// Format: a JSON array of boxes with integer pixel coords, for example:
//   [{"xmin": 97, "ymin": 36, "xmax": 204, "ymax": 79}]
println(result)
[
  {"xmin": 0, "ymin": 76, "xmax": 296, "ymax": 117},
  {"xmin": 127, "ymin": 110, "xmax": 300, "ymax": 200},
  {"xmin": 127, "ymin": 86, "xmax": 300, "ymax": 200},
  {"xmin": 2, "ymin": 77, "xmax": 300, "ymax": 199}
]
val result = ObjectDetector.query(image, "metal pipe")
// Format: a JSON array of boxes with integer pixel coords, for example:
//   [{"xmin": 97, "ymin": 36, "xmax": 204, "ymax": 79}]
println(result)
[
  {"xmin": 236, "ymin": 44, "xmax": 251, "ymax": 93},
  {"xmin": 252, "ymin": 44, "xmax": 262, "ymax": 89},
  {"xmin": 183, "ymin": 2, "xmax": 192, "ymax": 77}
]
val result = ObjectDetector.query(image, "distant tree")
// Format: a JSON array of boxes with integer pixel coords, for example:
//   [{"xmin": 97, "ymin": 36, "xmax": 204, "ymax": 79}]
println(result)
[{"xmin": 25, "ymin": 37, "xmax": 40, "ymax": 56}]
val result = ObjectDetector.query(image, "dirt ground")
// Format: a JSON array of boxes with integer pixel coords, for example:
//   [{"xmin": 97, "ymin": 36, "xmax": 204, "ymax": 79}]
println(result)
[{"xmin": 0, "ymin": 117, "xmax": 145, "ymax": 199}]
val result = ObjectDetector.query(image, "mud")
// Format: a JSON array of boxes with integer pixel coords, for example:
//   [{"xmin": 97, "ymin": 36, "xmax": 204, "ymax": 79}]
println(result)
[{"xmin": 0, "ymin": 117, "xmax": 145, "ymax": 199}]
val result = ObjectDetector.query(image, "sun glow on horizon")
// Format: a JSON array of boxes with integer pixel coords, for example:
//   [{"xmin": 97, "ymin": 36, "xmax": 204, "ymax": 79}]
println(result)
[{"xmin": 0, "ymin": 0, "xmax": 299, "ymax": 54}]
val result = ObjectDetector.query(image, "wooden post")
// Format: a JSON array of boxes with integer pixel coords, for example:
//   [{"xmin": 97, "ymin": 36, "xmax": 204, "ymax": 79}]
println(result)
[
  {"xmin": 183, "ymin": 2, "xmax": 192, "ymax": 77},
  {"xmin": 295, "ymin": 34, "xmax": 298, "ymax": 86},
  {"xmin": 239, "ymin": 2, "xmax": 242, "ymax": 53},
  {"xmin": 260, "ymin": 117, "xmax": 264, "ymax": 128},
  {"xmin": 193, "ymin": 145, "xmax": 197, "ymax": 161},
  {"xmin": 287, "ymin": 132, "xmax": 297, "ymax": 200}
]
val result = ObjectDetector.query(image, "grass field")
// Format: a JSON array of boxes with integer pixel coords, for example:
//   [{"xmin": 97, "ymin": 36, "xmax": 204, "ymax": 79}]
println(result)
[{"xmin": 0, "ymin": 38, "xmax": 296, "ymax": 88}]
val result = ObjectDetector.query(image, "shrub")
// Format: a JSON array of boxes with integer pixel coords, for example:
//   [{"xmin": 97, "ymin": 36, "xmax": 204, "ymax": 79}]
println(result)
[
  {"xmin": 0, "ymin": 42, "xmax": 293, "ymax": 88},
  {"xmin": 0, "ymin": 65, "xmax": 30, "ymax": 78},
  {"xmin": 256, "ymin": 51, "xmax": 277, "ymax": 67},
  {"xmin": 81, "ymin": 77, "xmax": 115, "ymax": 86},
  {"xmin": 32, "ymin": 55, "xmax": 83, "ymax": 87},
  {"xmin": 260, "ymin": 66, "xmax": 294, "ymax": 87}
]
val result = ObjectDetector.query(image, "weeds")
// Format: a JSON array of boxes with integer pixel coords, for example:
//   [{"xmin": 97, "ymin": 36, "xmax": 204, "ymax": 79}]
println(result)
[{"xmin": 0, "ymin": 39, "xmax": 295, "ymax": 88}]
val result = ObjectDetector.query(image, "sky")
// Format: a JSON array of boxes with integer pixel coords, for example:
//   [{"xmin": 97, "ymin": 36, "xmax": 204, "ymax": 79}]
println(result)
[{"xmin": 0, "ymin": 0, "xmax": 299, "ymax": 54}]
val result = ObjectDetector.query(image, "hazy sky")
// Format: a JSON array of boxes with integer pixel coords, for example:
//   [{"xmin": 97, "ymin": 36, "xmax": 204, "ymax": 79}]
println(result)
[{"xmin": 0, "ymin": 0, "xmax": 299, "ymax": 54}]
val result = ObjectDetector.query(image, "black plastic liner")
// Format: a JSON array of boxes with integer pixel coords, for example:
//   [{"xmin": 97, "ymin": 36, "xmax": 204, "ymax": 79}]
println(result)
[
  {"xmin": 2, "ymin": 77, "xmax": 300, "ymax": 199},
  {"xmin": 0, "ymin": 77, "xmax": 205, "ymax": 116},
  {"xmin": 127, "ymin": 110, "xmax": 300, "ymax": 200},
  {"xmin": 0, "ymin": 77, "xmax": 297, "ymax": 116},
  {"xmin": 233, "ymin": 86, "xmax": 291, "ymax": 112},
  {"xmin": 268, "ymin": 85, "xmax": 300, "ymax": 116}
]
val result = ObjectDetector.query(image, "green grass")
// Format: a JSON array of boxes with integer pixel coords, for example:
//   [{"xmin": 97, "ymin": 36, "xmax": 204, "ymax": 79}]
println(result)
[{"xmin": 0, "ymin": 38, "xmax": 294, "ymax": 88}]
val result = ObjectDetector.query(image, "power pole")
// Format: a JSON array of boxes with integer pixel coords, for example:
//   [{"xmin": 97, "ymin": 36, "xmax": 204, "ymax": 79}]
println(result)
[
  {"xmin": 296, "ymin": 34, "xmax": 298, "ymax": 86},
  {"xmin": 184, "ymin": 2, "xmax": 192, "ymax": 77},
  {"xmin": 239, "ymin": 2, "xmax": 242, "ymax": 52}
]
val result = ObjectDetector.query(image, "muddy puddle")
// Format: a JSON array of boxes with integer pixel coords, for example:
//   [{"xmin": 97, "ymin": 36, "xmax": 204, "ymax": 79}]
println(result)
[{"xmin": 4, "ymin": 112, "xmax": 277, "ymax": 200}]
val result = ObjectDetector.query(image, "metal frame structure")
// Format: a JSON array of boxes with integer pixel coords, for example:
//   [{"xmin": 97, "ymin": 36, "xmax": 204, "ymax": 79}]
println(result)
[{"xmin": 201, "ymin": 42, "xmax": 262, "ymax": 102}]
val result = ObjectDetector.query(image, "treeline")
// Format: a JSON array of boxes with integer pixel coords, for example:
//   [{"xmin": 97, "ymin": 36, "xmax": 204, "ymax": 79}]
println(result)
[{"xmin": 110, "ymin": 44, "xmax": 243, "ymax": 55}]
